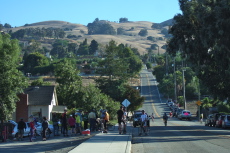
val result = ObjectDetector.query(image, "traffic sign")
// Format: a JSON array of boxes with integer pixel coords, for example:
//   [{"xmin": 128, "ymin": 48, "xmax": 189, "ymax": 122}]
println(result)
[
  {"xmin": 196, "ymin": 100, "xmax": 202, "ymax": 106},
  {"xmin": 122, "ymin": 99, "xmax": 131, "ymax": 107}
]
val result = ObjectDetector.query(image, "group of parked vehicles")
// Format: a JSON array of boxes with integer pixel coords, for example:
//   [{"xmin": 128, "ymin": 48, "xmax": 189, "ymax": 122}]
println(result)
[
  {"xmin": 8, "ymin": 120, "xmax": 53, "ymax": 139},
  {"xmin": 205, "ymin": 113, "xmax": 230, "ymax": 128},
  {"xmin": 166, "ymin": 99, "xmax": 192, "ymax": 121}
]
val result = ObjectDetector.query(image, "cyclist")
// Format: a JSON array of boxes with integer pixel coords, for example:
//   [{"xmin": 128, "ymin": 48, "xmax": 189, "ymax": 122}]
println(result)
[
  {"xmin": 139, "ymin": 110, "xmax": 148, "ymax": 136},
  {"xmin": 151, "ymin": 113, "xmax": 155, "ymax": 122},
  {"xmin": 163, "ymin": 113, "xmax": 168, "ymax": 126}
]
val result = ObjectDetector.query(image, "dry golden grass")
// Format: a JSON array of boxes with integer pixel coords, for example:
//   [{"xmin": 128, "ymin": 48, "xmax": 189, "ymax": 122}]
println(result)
[{"xmin": 14, "ymin": 20, "xmax": 167, "ymax": 55}]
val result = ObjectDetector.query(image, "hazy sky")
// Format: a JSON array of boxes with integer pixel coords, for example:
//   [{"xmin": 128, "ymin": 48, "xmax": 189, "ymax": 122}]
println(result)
[{"xmin": 0, "ymin": 0, "xmax": 181, "ymax": 27}]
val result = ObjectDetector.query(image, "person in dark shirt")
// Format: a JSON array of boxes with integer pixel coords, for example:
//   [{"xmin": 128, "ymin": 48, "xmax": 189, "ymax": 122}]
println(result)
[
  {"xmin": 42, "ymin": 116, "xmax": 49, "ymax": 141},
  {"xmin": 117, "ymin": 106, "xmax": 125, "ymax": 134},
  {"xmin": 17, "ymin": 118, "xmax": 26, "ymax": 141},
  {"xmin": 61, "ymin": 109, "xmax": 68, "ymax": 136}
]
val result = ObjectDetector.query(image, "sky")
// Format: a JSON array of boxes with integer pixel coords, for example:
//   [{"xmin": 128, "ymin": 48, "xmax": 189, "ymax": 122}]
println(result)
[{"xmin": 0, "ymin": 0, "xmax": 181, "ymax": 27}]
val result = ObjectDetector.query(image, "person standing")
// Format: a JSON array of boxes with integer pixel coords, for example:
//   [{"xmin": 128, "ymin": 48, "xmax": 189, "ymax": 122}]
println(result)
[
  {"xmin": 82, "ymin": 111, "xmax": 89, "ymax": 130},
  {"xmin": 17, "ymin": 118, "xmax": 26, "ymax": 141},
  {"xmin": 52, "ymin": 113, "xmax": 59, "ymax": 136},
  {"xmin": 29, "ymin": 117, "xmax": 36, "ymax": 142},
  {"xmin": 61, "ymin": 109, "xmax": 68, "ymax": 136},
  {"xmin": 104, "ymin": 110, "xmax": 109, "ymax": 133},
  {"xmin": 117, "ymin": 106, "xmax": 124, "ymax": 134},
  {"xmin": 68, "ymin": 115, "xmax": 76, "ymax": 135},
  {"xmin": 139, "ymin": 110, "xmax": 148, "ymax": 136},
  {"xmin": 42, "ymin": 117, "xmax": 48, "ymax": 141},
  {"xmin": 88, "ymin": 110, "xmax": 96, "ymax": 132},
  {"xmin": 75, "ymin": 113, "xmax": 82, "ymax": 135}
]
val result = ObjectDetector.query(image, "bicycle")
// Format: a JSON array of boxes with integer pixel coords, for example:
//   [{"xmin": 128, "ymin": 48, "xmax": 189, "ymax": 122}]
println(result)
[
  {"xmin": 28, "ymin": 128, "xmax": 50, "ymax": 140},
  {"xmin": 119, "ymin": 121, "xmax": 126, "ymax": 134},
  {"xmin": 138, "ymin": 121, "xmax": 149, "ymax": 136},
  {"xmin": 107, "ymin": 123, "xmax": 115, "ymax": 131}
]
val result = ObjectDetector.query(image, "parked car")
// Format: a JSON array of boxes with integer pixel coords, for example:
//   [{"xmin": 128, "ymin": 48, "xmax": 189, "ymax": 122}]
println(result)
[
  {"xmin": 211, "ymin": 113, "xmax": 224, "ymax": 127},
  {"xmin": 175, "ymin": 109, "xmax": 184, "ymax": 118},
  {"xmin": 222, "ymin": 115, "xmax": 230, "ymax": 128},
  {"xmin": 205, "ymin": 114, "xmax": 213, "ymax": 126},
  {"xmin": 132, "ymin": 110, "xmax": 142, "ymax": 127},
  {"xmin": 166, "ymin": 99, "xmax": 173, "ymax": 105},
  {"xmin": 215, "ymin": 114, "xmax": 226, "ymax": 128},
  {"xmin": 178, "ymin": 110, "xmax": 192, "ymax": 120},
  {"xmin": 9, "ymin": 120, "xmax": 53, "ymax": 138}
]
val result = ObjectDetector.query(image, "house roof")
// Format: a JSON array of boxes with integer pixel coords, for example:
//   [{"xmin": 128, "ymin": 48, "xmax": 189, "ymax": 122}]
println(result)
[{"xmin": 24, "ymin": 86, "xmax": 56, "ymax": 105}]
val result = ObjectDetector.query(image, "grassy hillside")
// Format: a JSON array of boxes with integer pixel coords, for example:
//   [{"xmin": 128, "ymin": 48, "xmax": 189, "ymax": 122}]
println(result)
[{"xmin": 12, "ymin": 20, "xmax": 170, "ymax": 55}]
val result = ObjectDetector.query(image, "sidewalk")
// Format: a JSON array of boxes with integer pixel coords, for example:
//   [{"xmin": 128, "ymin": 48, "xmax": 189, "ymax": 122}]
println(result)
[{"xmin": 69, "ymin": 123, "xmax": 132, "ymax": 153}]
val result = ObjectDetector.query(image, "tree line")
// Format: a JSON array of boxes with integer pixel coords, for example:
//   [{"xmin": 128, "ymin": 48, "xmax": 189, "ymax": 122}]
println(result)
[
  {"xmin": 152, "ymin": 0, "xmax": 230, "ymax": 113},
  {"xmin": 0, "ymin": 31, "xmax": 145, "ymax": 123}
]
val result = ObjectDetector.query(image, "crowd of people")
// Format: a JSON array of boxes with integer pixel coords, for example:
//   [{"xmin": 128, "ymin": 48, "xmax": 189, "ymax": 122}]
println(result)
[{"xmin": 17, "ymin": 106, "xmax": 159, "ymax": 141}]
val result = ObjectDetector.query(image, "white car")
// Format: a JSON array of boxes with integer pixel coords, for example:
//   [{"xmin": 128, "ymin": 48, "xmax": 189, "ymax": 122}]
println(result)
[
  {"xmin": 177, "ymin": 110, "xmax": 192, "ymax": 120},
  {"xmin": 166, "ymin": 99, "xmax": 173, "ymax": 105},
  {"xmin": 9, "ymin": 120, "xmax": 53, "ymax": 138},
  {"xmin": 168, "ymin": 101, "xmax": 174, "ymax": 107}
]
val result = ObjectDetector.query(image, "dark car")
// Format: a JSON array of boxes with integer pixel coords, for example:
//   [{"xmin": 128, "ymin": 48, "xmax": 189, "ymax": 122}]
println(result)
[
  {"xmin": 211, "ymin": 113, "xmax": 224, "ymax": 127},
  {"xmin": 205, "ymin": 114, "xmax": 213, "ymax": 126},
  {"xmin": 132, "ymin": 110, "xmax": 142, "ymax": 127}
]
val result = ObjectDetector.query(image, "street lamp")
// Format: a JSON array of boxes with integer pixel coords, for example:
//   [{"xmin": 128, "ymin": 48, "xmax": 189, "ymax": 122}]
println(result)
[
  {"xmin": 182, "ymin": 68, "xmax": 186, "ymax": 110},
  {"xmin": 172, "ymin": 58, "xmax": 177, "ymax": 103}
]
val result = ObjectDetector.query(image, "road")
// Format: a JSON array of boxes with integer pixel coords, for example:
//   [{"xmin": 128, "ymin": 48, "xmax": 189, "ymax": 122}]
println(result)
[{"xmin": 131, "ymin": 67, "xmax": 230, "ymax": 153}]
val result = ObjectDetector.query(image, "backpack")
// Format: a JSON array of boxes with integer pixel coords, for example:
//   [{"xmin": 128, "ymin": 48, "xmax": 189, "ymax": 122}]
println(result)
[{"xmin": 104, "ymin": 112, "xmax": 109, "ymax": 121}]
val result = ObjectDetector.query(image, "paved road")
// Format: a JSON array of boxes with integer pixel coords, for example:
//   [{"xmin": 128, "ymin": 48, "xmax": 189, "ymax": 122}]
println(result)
[
  {"xmin": 131, "ymin": 67, "xmax": 230, "ymax": 153},
  {"xmin": 0, "ymin": 132, "xmax": 98, "ymax": 153}
]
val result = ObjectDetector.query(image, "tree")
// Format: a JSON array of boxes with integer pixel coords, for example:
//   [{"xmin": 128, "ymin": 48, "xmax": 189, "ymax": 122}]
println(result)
[
  {"xmin": 121, "ymin": 85, "xmax": 145, "ymax": 112},
  {"xmin": 117, "ymin": 27, "xmax": 125, "ymax": 35},
  {"xmin": 4, "ymin": 23, "xmax": 11, "ymax": 28},
  {"xmin": 50, "ymin": 40, "xmax": 68, "ymax": 58},
  {"xmin": 77, "ymin": 39, "xmax": 89, "ymax": 55},
  {"xmin": 24, "ymin": 52, "xmax": 50, "ymax": 74},
  {"xmin": 0, "ymin": 33, "xmax": 28, "ymax": 123},
  {"xmin": 87, "ymin": 19, "xmax": 116, "ymax": 35},
  {"xmin": 54, "ymin": 59, "xmax": 82, "ymax": 107},
  {"xmin": 77, "ymin": 84, "xmax": 119, "ymax": 118},
  {"xmin": 0, "ymin": 24, "xmax": 3, "ymax": 31},
  {"xmin": 68, "ymin": 43, "xmax": 78, "ymax": 55},
  {"xmin": 119, "ymin": 18, "xmax": 128, "ymax": 23},
  {"xmin": 167, "ymin": 0, "xmax": 230, "ymax": 100},
  {"xmin": 138, "ymin": 29, "xmax": 148, "ymax": 37},
  {"xmin": 89, "ymin": 39, "xmax": 98, "ymax": 55},
  {"xmin": 31, "ymin": 77, "xmax": 51, "ymax": 86}
]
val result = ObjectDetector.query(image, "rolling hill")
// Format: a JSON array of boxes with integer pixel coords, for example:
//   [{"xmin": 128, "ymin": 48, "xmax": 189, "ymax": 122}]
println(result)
[{"xmin": 10, "ymin": 19, "xmax": 173, "ymax": 55}]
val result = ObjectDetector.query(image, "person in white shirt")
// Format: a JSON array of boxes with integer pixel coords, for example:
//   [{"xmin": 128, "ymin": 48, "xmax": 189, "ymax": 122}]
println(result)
[{"xmin": 139, "ymin": 110, "xmax": 148, "ymax": 136}]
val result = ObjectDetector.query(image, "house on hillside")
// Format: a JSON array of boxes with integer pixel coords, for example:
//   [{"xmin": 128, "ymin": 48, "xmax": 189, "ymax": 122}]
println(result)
[{"xmin": 14, "ymin": 86, "xmax": 66, "ymax": 122}]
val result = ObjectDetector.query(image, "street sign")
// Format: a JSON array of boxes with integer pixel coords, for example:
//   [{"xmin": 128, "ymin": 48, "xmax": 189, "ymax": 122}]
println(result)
[
  {"xmin": 196, "ymin": 100, "xmax": 202, "ymax": 106},
  {"xmin": 122, "ymin": 99, "xmax": 131, "ymax": 107}
]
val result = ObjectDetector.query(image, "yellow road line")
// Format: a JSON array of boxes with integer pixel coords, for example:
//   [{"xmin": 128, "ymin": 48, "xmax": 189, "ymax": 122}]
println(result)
[{"xmin": 146, "ymin": 74, "xmax": 160, "ymax": 117}]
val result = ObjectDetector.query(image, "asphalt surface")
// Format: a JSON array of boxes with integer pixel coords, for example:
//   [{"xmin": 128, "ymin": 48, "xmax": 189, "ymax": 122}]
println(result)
[
  {"xmin": 131, "ymin": 67, "xmax": 230, "ymax": 153},
  {"xmin": 0, "ymin": 131, "xmax": 98, "ymax": 153}
]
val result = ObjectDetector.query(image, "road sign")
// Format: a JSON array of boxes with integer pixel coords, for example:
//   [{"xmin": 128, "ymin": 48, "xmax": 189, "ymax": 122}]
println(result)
[
  {"xmin": 196, "ymin": 100, "xmax": 202, "ymax": 106},
  {"xmin": 122, "ymin": 99, "xmax": 131, "ymax": 107}
]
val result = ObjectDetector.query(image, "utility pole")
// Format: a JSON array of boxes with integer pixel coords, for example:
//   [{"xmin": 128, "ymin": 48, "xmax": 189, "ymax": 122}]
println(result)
[
  {"xmin": 174, "ymin": 57, "xmax": 177, "ymax": 103},
  {"xmin": 182, "ymin": 68, "xmax": 186, "ymax": 110},
  {"xmin": 165, "ymin": 46, "xmax": 168, "ymax": 76}
]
